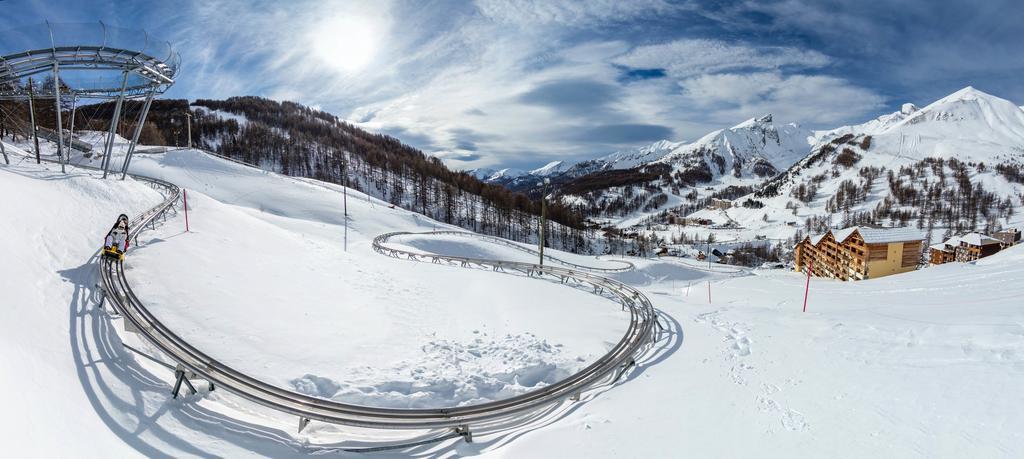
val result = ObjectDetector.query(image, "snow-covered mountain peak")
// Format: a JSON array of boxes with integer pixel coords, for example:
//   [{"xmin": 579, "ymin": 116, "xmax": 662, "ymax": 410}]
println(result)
[
  {"xmin": 530, "ymin": 161, "xmax": 568, "ymax": 176},
  {"xmin": 883, "ymin": 86, "xmax": 1024, "ymax": 149},
  {"xmin": 656, "ymin": 113, "xmax": 812, "ymax": 181},
  {"xmin": 471, "ymin": 167, "xmax": 525, "ymax": 182},
  {"xmin": 731, "ymin": 114, "xmax": 773, "ymax": 130}
]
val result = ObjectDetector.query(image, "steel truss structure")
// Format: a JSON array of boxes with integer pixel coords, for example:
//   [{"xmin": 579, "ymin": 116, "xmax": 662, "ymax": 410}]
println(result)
[{"xmin": 0, "ymin": 21, "xmax": 179, "ymax": 176}]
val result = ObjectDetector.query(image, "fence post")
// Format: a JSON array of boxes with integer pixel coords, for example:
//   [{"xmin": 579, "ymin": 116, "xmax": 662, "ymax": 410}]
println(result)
[{"xmin": 707, "ymin": 281, "xmax": 711, "ymax": 304}]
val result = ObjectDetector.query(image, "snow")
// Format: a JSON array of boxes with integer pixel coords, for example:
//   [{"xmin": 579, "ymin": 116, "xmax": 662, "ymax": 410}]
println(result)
[
  {"xmin": 657, "ymin": 114, "xmax": 812, "ymax": 174},
  {"xmin": 854, "ymin": 226, "xmax": 924, "ymax": 243},
  {"xmin": 4, "ymin": 136, "xmax": 1024, "ymax": 457},
  {"xmin": 530, "ymin": 160, "xmax": 567, "ymax": 176},
  {"xmin": 123, "ymin": 150, "xmax": 627, "ymax": 410},
  {"xmin": 199, "ymin": 107, "xmax": 249, "ymax": 126},
  {"xmin": 958, "ymin": 232, "xmax": 1001, "ymax": 246}
]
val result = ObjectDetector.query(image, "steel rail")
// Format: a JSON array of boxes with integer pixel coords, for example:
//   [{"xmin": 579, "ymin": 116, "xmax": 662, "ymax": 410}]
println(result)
[
  {"xmin": 86, "ymin": 162, "xmax": 657, "ymax": 436},
  {"xmin": 390, "ymin": 230, "xmax": 635, "ymax": 273}
]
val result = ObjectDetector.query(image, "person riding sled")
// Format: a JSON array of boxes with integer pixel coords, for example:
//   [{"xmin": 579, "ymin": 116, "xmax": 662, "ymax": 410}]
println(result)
[{"xmin": 103, "ymin": 214, "xmax": 130, "ymax": 260}]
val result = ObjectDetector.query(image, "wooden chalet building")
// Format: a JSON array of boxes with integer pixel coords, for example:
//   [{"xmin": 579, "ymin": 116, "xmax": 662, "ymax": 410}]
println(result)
[
  {"xmin": 993, "ymin": 228, "xmax": 1021, "ymax": 248},
  {"xmin": 928, "ymin": 236, "xmax": 960, "ymax": 265},
  {"xmin": 794, "ymin": 226, "xmax": 923, "ymax": 281},
  {"xmin": 930, "ymin": 232, "xmax": 1004, "ymax": 265}
]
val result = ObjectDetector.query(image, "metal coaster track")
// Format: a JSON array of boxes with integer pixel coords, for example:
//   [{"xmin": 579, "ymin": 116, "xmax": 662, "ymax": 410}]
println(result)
[{"xmin": 83, "ymin": 158, "xmax": 658, "ymax": 441}]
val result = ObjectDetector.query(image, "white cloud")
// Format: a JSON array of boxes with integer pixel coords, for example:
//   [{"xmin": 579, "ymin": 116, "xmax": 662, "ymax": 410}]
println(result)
[
  {"xmin": 613, "ymin": 39, "xmax": 832, "ymax": 78},
  {"xmin": 679, "ymin": 72, "xmax": 886, "ymax": 125},
  {"xmin": 474, "ymin": 0, "xmax": 675, "ymax": 27},
  {"xmin": 160, "ymin": 1, "xmax": 888, "ymax": 171}
]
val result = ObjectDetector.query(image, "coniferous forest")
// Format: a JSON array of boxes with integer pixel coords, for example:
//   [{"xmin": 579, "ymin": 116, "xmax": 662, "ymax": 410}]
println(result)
[{"xmin": 41, "ymin": 96, "xmax": 596, "ymax": 253}]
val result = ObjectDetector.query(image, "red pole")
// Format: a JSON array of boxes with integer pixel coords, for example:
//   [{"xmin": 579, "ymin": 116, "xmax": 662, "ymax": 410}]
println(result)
[
  {"xmin": 802, "ymin": 259, "xmax": 813, "ymax": 312},
  {"xmin": 183, "ymin": 189, "xmax": 190, "ymax": 232}
]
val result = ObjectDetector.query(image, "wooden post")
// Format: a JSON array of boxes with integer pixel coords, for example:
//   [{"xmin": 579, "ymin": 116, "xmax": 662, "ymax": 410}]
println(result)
[
  {"xmin": 803, "ymin": 259, "xmax": 813, "ymax": 313},
  {"xmin": 707, "ymin": 280, "xmax": 711, "ymax": 304}
]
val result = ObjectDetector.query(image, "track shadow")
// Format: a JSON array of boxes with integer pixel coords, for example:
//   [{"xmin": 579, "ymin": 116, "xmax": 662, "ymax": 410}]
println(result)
[
  {"xmin": 626, "ymin": 308, "xmax": 684, "ymax": 381},
  {"xmin": 62, "ymin": 255, "xmax": 427, "ymax": 457}
]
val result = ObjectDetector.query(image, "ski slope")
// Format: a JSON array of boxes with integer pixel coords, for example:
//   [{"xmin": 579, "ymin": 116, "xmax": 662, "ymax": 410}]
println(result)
[{"xmin": 2, "ymin": 141, "xmax": 1023, "ymax": 457}]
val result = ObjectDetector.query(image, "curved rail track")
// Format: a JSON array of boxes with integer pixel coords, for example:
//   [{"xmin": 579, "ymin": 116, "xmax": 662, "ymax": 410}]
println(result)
[
  {"xmin": 386, "ymin": 230, "xmax": 634, "ymax": 273},
  {"xmin": 80, "ymin": 156, "xmax": 659, "ymax": 441}
]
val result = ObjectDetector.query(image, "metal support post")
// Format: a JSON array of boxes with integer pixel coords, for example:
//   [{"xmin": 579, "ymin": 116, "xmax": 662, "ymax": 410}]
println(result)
[
  {"xmin": 185, "ymin": 111, "xmax": 192, "ymax": 148},
  {"xmin": 342, "ymin": 159, "xmax": 348, "ymax": 251},
  {"xmin": 27, "ymin": 78, "xmax": 40, "ymax": 164},
  {"xmin": 120, "ymin": 90, "xmax": 155, "ymax": 179},
  {"xmin": 53, "ymin": 61, "xmax": 65, "ymax": 173},
  {"xmin": 101, "ymin": 71, "xmax": 129, "ymax": 178},
  {"xmin": 171, "ymin": 368, "xmax": 198, "ymax": 399},
  {"xmin": 67, "ymin": 94, "xmax": 77, "ymax": 150},
  {"xmin": 538, "ymin": 178, "xmax": 549, "ymax": 266},
  {"xmin": 455, "ymin": 425, "xmax": 473, "ymax": 443}
]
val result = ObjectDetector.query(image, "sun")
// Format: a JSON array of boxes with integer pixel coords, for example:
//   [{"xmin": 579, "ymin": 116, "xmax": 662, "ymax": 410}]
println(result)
[{"xmin": 310, "ymin": 15, "xmax": 379, "ymax": 74}]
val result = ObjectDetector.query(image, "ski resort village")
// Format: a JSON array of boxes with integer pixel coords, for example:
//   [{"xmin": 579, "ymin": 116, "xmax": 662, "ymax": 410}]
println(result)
[{"xmin": 2, "ymin": 1, "xmax": 1024, "ymax": 458}]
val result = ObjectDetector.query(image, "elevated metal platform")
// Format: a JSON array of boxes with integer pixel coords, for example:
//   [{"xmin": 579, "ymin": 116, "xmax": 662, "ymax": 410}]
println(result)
[{"xmin": 0, "ymin": 21, "xmax": 178, "ymax": 175}]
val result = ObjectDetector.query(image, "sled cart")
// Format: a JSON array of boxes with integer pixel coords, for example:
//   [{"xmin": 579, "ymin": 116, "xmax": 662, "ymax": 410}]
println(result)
[{"xmin": 103, "ymin": 214, "xmax": 131, "ymax": 261}]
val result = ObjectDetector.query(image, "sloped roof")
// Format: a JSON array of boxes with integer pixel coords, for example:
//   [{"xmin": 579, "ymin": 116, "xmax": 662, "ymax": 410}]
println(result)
[
  {"xmin": 799, "ymin": 226, "xmax": 923, "ymax": 248},
  {"xmin": 856, "ymin": 227, "xmax": 924, "ymax": 244},
  {"xmin": 930, "ymin": 236, "xmax": 961, "ymax": 252},
  {"xmin": 832, "ymin": 227, "xmax": 858, "ymax": 243},
  {"xmin": 959, "ymin": 232, "xmax": 1001, "ymax": 246}
]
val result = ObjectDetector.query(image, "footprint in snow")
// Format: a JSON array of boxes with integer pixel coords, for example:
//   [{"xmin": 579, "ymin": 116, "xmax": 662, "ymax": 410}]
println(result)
[{"xmin": 781, "ymin": 409, "xmax": 808, "ymax": 432}]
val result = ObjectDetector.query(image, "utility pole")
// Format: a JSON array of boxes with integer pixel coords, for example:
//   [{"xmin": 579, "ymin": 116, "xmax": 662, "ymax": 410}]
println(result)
[
  {"xmin": 185, "ymin": 112, "xmax": 192, "ymax": 149},
  {"xmin": 27, "ymin": 78, "xmax": 40, "ymax": 164},
  {"xmin": 342, "ymin": 159, "xmax": 348, "ymax": 252},
  {"xmin": 707, "ymin": 237, "xmax": 712, "ymax": 271},
  {"xmin": 537, "ymin": 178, "xmax": 550, "ymax": 266}
]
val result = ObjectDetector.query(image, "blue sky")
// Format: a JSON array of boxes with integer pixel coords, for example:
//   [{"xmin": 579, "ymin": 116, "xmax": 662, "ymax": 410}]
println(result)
[{"xmin": 3, "ymin": 0, "xmax": 1024, "ymax": 171}]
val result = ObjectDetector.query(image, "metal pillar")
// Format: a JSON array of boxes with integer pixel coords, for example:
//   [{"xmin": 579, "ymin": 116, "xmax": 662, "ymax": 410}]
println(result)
[
  {"xmin": 120, "ymin": 90, "xmax": 155, "ymax": 179},
  {"xmin": 27, "ymin": 78, "xmax": 40, "ymax": 164},
  {"xmin": 101, "ymin": 71, "xmax": 129, "ymax": 178},
  {"xmin": 53, "ymin": 61, "xmax": 65, "ymax": 173},
  {"xmin": 342, "ymin": 159, "xmax": 348, "ymax": 252},
  {"xmin": 185, "ymin": 111, "xmax": 192, "ymax": 148},
  {"xmin": 67, "ymin": 94, "xmax": 77, "ymax": 152},
  {"xmin": 171, "ymin": 368, "xmax": 198, "ymax": 399},
  {"xmin": 537, "ymin": 178, "xmax": 549, "ymax": 266}
]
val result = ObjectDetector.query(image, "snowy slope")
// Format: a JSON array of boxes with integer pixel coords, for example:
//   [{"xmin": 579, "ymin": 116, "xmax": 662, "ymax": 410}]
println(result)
[
  {"xmin": 4, "ymin": 140, "xmax": 1024, "ymax": 457},
  {"xmin": 820, "ymin": 86, "xmax": 1024, "ymax": 162},
  {"xmin": 471, "ymin": 140, "xmax": 683, "ymax": 190},
  {"xmin": 655, "ymin": 114, "xmax": 812, "ymax": 179},
  {"xmin": 125, "ymin": 150, "xmax": 628, "ymax": 409},
  {"xmin": 666, "ymin": 87, "xmax": 1024, "ymax": 249},
  {"xmin": 506, "ymin": 246, "xmax": 1024, "ymax": 458},
  {"xmin": 560, "ymin": 139, "xmax": 685, "ymax": 177}
]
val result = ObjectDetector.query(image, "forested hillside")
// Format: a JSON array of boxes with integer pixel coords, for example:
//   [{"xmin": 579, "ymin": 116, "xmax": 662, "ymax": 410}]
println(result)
[{"xmin": 1, "ymin": 92, "xmax": 595, "ymax": 252}]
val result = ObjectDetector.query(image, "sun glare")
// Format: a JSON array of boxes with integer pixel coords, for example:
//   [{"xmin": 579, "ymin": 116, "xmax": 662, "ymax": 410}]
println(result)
[{"xmin": 311, "ymin": 15, "xmax": 379, "ymax": 73}]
